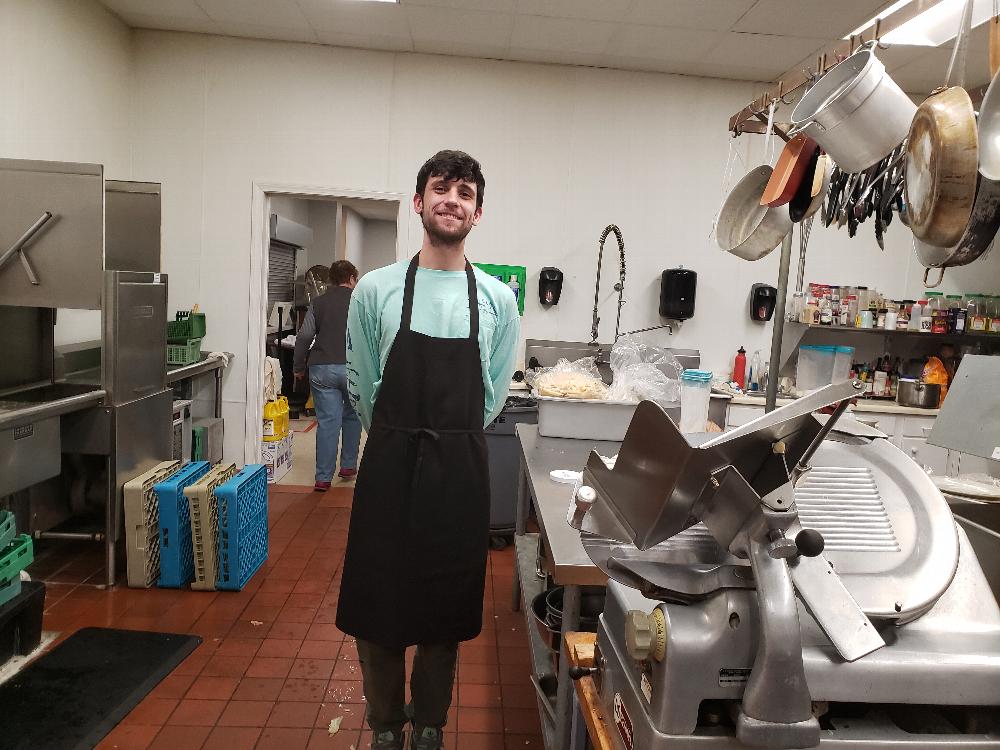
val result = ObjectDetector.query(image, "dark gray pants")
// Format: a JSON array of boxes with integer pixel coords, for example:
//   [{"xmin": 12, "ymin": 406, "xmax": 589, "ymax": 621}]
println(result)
[{"xmin": 356, "ymin": 639, "xmax": 459, "ymax": 733}]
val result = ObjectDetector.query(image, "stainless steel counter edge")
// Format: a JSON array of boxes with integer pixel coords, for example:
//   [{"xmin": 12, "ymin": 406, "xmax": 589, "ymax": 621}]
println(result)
[
  {"xmin": 165, "ymin": 352, "xmax": 232, "ymax": 384},
  {"xmin": 0, "ymin": 389, "xmax": 107, "ymax": 430}
]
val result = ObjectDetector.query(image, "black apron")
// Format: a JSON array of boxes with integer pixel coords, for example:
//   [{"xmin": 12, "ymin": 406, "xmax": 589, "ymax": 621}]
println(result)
[{"xmin": 336, "ymin": 255, "xmax": 491, "ymax": 648}]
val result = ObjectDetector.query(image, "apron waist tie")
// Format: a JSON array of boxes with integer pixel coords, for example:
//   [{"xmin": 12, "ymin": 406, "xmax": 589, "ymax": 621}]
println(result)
[{"xmin": 376, "ymin": 425, "xmax": 483, "ymax": 493}]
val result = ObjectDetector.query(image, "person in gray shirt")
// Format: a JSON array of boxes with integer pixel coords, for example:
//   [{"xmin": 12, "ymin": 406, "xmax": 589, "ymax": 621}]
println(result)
[{"xmin": 294, "ymin": 260, "xmax": 362, "ymax": 491}]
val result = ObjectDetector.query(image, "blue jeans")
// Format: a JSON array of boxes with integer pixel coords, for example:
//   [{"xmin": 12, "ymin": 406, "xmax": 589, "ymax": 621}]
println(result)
[{"xmin": 309, "ymin": 363, "xmax": 361, "ymax": 482}]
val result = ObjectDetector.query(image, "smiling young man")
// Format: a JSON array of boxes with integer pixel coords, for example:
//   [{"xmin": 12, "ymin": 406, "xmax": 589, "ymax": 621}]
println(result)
[{"xmin": 337, "ymin": 150, "xmax": 520, "ymax": 750}]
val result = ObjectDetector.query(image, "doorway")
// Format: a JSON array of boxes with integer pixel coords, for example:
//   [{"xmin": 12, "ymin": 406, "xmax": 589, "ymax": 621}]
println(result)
[{"xmin": 247, "ymin": 183, "xmax": 408, "ymax": 469}]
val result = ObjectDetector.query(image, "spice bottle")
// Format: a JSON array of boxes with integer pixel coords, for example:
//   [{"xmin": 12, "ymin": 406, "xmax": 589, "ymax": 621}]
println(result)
[
  {"xmin": 884, "ymin": 304, "xmax": 898, "ymax": 330},
  {"xmin": 919, "ymin": 298, "xmax": 934, "ymax": 333},
  {"xmin": 896, "ymin": 302, "xmax": 910, "ymax": 330},
  {"xmin": 969, "ymin": 295, "xmax": 987, "ymax": 332}
]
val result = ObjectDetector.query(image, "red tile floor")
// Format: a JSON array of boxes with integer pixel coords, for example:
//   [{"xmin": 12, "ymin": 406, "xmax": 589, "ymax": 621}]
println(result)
[{"xmin": 27, "ymin": 485, "xmax": 544, "ymax": 750}]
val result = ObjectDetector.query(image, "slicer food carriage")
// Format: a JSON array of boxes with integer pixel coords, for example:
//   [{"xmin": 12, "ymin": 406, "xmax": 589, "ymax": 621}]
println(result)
[{"xmin": 567, "ymin": 381, "xmax": 1000, "ymax": 749}]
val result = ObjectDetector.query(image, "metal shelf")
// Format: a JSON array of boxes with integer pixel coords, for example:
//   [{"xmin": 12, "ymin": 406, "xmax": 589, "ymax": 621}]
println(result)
[
  {"xmin": 792, "ymin": 323, "xmax": 997, "ymax": 341},
  {"xmin": 514, "ymin": 532, "xmax": 556, "ymax": 750}
]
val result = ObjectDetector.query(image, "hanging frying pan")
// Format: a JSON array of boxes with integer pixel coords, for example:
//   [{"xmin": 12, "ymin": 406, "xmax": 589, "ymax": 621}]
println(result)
[
  {"xmin": 905, "ymin": 86, "xmax": 978, "ymax": 248},
  {"xmin": 760, "ymin": 135, "xmax": 818, "ymax": 207},
  {"xmin": 788, "ymin": 146, "xmax": 821, "ymax": 222},
  {"xmin": 717, "ymin": 166, "xmax": 793, "ymax": 261}
]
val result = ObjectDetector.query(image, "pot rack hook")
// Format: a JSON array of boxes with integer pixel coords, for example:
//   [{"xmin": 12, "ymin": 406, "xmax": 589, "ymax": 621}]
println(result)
[
  {"xmin": 923, "ymin": 267, "xmax": 946, "ymax": 289},
  {"xmin": 777, "ymin": 81, "xmax": 794, "ymax": 106}
]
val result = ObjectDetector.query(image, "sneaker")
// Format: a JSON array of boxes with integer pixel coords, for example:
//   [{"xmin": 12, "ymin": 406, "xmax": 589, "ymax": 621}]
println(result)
[
  {"xmin": 371, "ymin": 729, "xmax": 406, "ymax": 749},
  {"xmin": 409, "ymin": 726, "xmax": 443, "ymax": 750},
  {"xmin": 314, "ymin": 480, "xmax": 331, "ymax": 492},
  {"xmin": 338, "ymin": 467, "xmax": 358, "ymax": 479}
]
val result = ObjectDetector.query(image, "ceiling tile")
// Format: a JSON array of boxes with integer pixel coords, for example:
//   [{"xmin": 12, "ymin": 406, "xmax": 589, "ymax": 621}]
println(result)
[
  {"xmin": 405, "ymin": 5, "xmax": 514, "ymax": 46},
  {"xmin": 733, "ymin": 0, "xmax": 887, "ymax": 39},
  {"xmin": 509, "ymin": 14, "xmax": 616, "ymax": 54},
  {"xmin": 606, "ymin": 25, "xmax": 723, "ymax": 62},
  {"xmin": 707, "ymin": 32, "xmax": 825, "ymax": 74},
  {"xmin": 297, "ymin": 0, "xmax": 411, "ymax": 38},
  {"xmin": 625, "ymin": 0, "xmax": 756, "ymax": 31},
  {"xmin": 513, "ymin": 0, "xmax": 633, "ymax": 23},
  {"xmin": 100, "ymin": 0, "xmax": 212, "ymax": 22},
  {"xmin": 195, "ymin": 0, "xmax": 313, "ymax": 30},
  {"xmin": 315, "ymin": 30, "xmax": 414, "ymax": 52}
]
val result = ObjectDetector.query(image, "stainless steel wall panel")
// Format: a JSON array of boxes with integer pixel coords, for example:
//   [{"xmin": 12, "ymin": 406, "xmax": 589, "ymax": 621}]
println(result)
[
  {"xmin": 105, "ymin": 181, "xmax": 161, "ymax": 273},
  {"xmin": 0, "ymin": 159, "xmax": 104, "ymax": 309}
]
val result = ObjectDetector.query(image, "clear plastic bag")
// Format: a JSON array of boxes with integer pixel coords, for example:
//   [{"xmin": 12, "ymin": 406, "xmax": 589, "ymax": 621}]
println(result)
[
  {"xmin": 527, "ymin": 357, "xmax": 608, "ymax": 400},
  {"xmin": 606, "ymin": 336, "xmax": 682, "ymax": 404}
]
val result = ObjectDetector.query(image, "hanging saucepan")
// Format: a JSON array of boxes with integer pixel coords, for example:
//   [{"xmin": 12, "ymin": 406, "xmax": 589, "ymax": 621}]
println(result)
[
  {"xmin": 904, "ymin": 86, "xmax": 979, "ymax": 249},
  {"xmin": 913, "ymin": 173, "xmax": 1000, "ymax": 287},
  {"xmin": 716, "ymin": 166, "xmax": 793, "ymax": 261},
  {"xmin": 788, "ymin": 44, "xmax": 916, "ymax": 173}
]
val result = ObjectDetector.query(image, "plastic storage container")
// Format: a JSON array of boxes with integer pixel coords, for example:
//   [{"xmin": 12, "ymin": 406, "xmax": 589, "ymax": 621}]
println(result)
[
  {"xmin": 535, "ymin": 395, "xmax": 638, "ymax": 442},
  {"xmin": 485, "ymin": 400, "xmax": 538, "ymax": 543},
  {"xmin": 832, "ymin": 346, "xmax": 855, "ymax": 383},
  {"xmin": 796, "ymin": 345, "xmax": 837, "ymax": 391},
  {"xmin": 679, "ymin": 369, "xmax": 713, "ymax": 433}
]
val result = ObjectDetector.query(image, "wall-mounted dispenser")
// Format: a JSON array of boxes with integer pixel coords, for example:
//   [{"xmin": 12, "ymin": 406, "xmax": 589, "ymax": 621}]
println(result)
[
  {"xmin": 539, "ymin": 267, "xmax": 563, "ymax": 305},
  {"xmin": 750, "ymin": 283, "xmax": 777, "ymax": 321},
  {"xmin": 659, "ymin": 267, "xmax": 696, "ymax": 320}
]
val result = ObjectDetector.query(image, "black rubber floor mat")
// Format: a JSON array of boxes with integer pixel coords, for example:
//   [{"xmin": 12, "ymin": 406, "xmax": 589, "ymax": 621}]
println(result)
[{"xmin": 0, "ymin": 626, "xmax": 201, "ymax": 750}]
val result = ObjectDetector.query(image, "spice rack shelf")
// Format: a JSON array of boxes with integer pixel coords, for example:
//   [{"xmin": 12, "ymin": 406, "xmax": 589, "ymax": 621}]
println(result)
[{"xmin": 777, "ymin": 322, "xmax": 1000, "ymax": 379}]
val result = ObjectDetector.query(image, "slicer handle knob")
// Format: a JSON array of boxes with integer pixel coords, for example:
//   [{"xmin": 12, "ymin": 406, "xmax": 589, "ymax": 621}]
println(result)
[
  {"xmin": 795, "ymin": 528, "xmax": 826, "ymax": 557},
  {"xmin": 625, "ymin": 610, "xmax": 655, "ymax": 661},
  {"xmin": 569, "ymin": 666, "xmax": 597, "ymax": 680},
  {"xmin": 575, "ymin": 485, "xmax": 597, "ymax": 512}
]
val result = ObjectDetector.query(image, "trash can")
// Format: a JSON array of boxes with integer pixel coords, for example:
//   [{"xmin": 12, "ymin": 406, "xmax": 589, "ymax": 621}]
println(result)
[{"xmin": 485, "ymin": 396, "xmax": 537, "ymax": 548}]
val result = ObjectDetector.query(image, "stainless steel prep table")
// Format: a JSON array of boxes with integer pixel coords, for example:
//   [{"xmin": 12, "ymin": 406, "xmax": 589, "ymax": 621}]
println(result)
[
  {"xmin": 166, "ymin": 352, "xmax": 232, "ymax": 419},
  {"xmin": 511, "ymin": 423, "xmax": 620, "ymax": 750}
]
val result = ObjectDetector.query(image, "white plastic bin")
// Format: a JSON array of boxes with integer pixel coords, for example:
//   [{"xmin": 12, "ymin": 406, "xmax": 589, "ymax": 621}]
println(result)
[
  {"xmin": 535, "ymin": 394, "xmax": 637, "ymax": 441},
  {"xmin": 796, "ymin": 345, "xmax": 837, "ymax": 391},
  {"xmin": 832, "ymin": 346, "xmax": 855, "ymax": 383},
  {"xmin": 679, "ymin": 369, "xmax": 713, "ymax": 433}
]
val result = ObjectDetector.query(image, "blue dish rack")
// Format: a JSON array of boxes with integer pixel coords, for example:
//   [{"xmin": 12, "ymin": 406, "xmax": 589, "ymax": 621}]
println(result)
[
  {"xmin": 154, "ymin": 461, "xmax": 211, "ymax": 587},
  {"xmin": 214, "ymin": 465, "xmax": 268, "ymax": 591}
]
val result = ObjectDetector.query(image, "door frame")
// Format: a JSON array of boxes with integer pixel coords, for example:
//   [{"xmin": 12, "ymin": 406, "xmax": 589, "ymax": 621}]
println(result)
[{"xmin": 246, "ymin": 181, "xmax": 408, "ymax": 465}]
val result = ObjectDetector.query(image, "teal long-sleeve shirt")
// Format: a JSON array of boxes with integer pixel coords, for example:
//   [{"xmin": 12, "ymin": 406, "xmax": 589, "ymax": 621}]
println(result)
[{"xmin": 346, "ymin": 260, "xmax": 521, "ymax": 431}]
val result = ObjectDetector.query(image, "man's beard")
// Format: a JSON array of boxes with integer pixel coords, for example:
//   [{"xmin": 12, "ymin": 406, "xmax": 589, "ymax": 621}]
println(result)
[{"xmin": 422, "ymin": 208, "xmax": 473, "ymax": 246}]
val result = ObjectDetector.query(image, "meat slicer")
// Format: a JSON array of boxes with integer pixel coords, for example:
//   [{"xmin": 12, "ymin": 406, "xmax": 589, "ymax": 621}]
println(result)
[{"xmin": 567, "ymin": 381, "xmax": 1000, "ymax": 749}]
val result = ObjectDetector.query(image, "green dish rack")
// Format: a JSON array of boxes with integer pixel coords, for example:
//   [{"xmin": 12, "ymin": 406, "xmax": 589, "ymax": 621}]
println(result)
[
  {"xmin": 167, "ymin": 338, "xmax": 202, "ymax": 365},
  {"xmin": 167, "ymin": 311, "xmax": 206, "ymax": 343}
]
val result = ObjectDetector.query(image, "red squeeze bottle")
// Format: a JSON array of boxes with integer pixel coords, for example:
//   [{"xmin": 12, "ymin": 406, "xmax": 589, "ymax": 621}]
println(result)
[{"xmin": 732, "ymin": 346, "xmax": 747, "ymax": 389}]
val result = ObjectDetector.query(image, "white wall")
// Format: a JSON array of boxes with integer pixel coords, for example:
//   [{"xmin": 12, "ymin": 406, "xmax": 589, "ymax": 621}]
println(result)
[
  {"xmin": 127, "ymin": 30, "xmax": 1000, "ymax": 464},
  {"xmin": 2, "ymin": 0, "xmax": 134, "ymax": 344},
  {"xmin": 340, "ymin": 205, "xmax": 365, "ymax": 271},
  {"xmin": 308, "ymin": 200, "xmax": 338, "ymax": 270},
  {"xmin": 361, "ymin": 219, "xmax": 397, "ymax": 276}
]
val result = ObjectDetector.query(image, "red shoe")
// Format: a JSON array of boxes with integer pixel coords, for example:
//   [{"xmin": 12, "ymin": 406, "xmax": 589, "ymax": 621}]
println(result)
[
  {"xmin": 338, "ymin": 468, "xmax": 357, "ymax": 479},
  {"xmin": 314, "ymin": 481, "xmax": 331, "ymax": 492}
]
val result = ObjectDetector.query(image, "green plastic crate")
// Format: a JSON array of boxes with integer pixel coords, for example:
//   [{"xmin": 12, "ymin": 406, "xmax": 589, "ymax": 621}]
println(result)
[
  {"xmin": 0, "ymin": 535, "xmax": 33, "ymax": 585},
  {"xmin": 167, "ymin": 338, "xmax": 202, "ymax": 365},
  {"xmin": 167, "ymin": 311, "xmax": 206, "ymax": 342},
  {"xmin": 0, "ymin": 511, "xmax": 15, "ymax": 550}
]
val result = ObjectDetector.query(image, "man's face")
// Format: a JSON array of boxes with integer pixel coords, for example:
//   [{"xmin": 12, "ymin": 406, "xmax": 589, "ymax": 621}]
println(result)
[{"xmin": 414, "ymin": 175, "xmax": 482, "ymax": 245}]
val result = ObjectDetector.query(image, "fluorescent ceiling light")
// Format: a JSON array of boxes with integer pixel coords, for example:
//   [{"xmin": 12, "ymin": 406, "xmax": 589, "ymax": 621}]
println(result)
[{"xmin": 847, "ymin": 0, "xmax": 993, "ymax": 46}]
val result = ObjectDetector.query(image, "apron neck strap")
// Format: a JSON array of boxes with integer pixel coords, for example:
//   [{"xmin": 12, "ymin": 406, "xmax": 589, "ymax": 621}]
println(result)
[{"xmin": 401, "ymin": 254, "xmax": 480, "ymax": 340}]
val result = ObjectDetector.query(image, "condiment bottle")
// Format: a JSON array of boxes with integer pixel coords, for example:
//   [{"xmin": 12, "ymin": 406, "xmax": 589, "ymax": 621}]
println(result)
[
  {"xmin": 946, "ymin": 295, "xmax": 962, "ymax": 333},
  {"xmin": 919, "ymin": 298, "xmax": 934, "ymax": 333},
  {"xmin": 877, "ymin": 308, "xmax": 887, "ymax": 328},
  {"xmin": 884, "ymin": 304, "xmax": 898, "ymax": 330},
  {"xmin": 990, "ymin": 296, "xmax": 1000, "ymax": 334},
  {"xmin": 908, "ymin": 300, "xmax": 923, "ymax": 331},
  {"xmin": 969, "ymin": 295, "xmax": 987, "ymax": 332},
  {"xmin": 732, "ymin": 347, "xmax": 747, "ymax": 389},
  {"xmin": 896, "ymin": 302, "xmax": 910, "ymax": 330}
]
